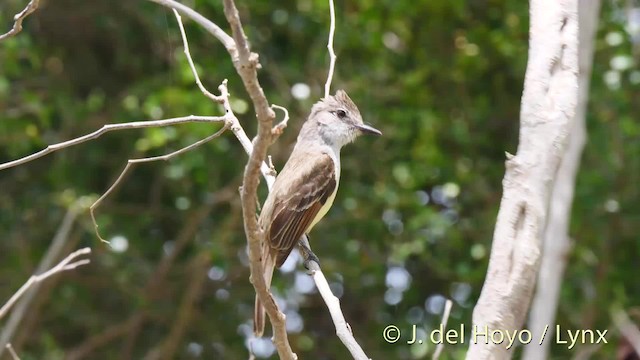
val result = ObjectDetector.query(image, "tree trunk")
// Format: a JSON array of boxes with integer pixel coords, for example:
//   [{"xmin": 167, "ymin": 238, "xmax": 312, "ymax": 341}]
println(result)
[
  {"xmin": 466, "ymin": 0, "xmax": 579, "ymax": 359},
  {"xmin": 522, "ymin": 1, "xmax": 601, "ymax": 359}
]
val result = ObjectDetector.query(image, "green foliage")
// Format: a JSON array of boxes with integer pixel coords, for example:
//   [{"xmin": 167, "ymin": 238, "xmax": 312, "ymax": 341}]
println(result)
[{"xmin": 0, "ymin": 0, "xmax": 638, "ymax": 359}]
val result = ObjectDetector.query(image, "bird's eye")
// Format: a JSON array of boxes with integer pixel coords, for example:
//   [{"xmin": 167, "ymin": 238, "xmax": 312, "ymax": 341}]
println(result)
[{"xmin": 335, "ymin": 109, "xmax": 347, "ymax": 118}]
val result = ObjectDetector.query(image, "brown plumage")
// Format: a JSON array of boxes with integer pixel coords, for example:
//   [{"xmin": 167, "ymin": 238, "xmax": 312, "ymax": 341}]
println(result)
[
  {"xmin": 265, "ymin": 153, "xmax": 337, "ymax": 267},
  {"xmin": 253, "ymin": 90, "xmax": 381, "ymax": 337}
]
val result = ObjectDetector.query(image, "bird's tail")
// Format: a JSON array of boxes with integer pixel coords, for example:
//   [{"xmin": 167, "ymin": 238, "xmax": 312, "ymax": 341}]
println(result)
[{"xmin": 253, "ymin": 242, "xmax": 276, "ymax": 338}]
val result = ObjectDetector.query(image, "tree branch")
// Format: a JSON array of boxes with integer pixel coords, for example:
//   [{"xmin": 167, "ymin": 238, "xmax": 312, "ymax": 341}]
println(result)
[
  {"xmin": 0, "ymin": 248, "xmax": 90, "ymax": 319},
  {"xmin": 0, "ymin": 0, "xmax": 40, "ymax": 41},
  {"xmin": 613, "ymin": 310, "xmax": 640, "ymax": 356},
  {"xmin": 5, "ymin": 343, "xmax": 19, "ymax": 360},
  {"xmin": 433, "ymin": 299, "xmax": 453, "ymax": 360},
  {"xmin": 270, "ymin": 104, "xmax": 290, "ymax": 141},
  {"xmin": 171, "ymin": 7, "xmax": 276, "ymax": 188},
  {"xmin": 307, "ymin": 262, "xmax": 369, "ymax": 359},
  {"xmin": 0, "ymin": 115, "xmax": 226, "ymax": 171},
  {"xmin": 219, "ymin": 0, "xmax": 296, "ymax": 358},
  {"xmin": 89, "ymin": 122, "xmax": 230, "ymax": 242},
  {"xmin": 0, "ymin": 202, "xmax": 88, "ymax": 358},
  {"xmin": 147, "ymin": 0, "xmax": 236, "ymax": 55},
  {"xmin": 324, "ymin": 0, "xmax": 337, "ymax": 98}
]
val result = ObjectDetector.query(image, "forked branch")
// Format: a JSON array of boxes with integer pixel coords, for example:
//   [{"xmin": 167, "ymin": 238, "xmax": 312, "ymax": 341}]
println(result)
[
  {"xmin": 0, "ymin": 247, "xmax": 91, "ymax": 320},
  {"xmin": 0, "ymin": 0, "xmax": 41, "ymax": 41}
]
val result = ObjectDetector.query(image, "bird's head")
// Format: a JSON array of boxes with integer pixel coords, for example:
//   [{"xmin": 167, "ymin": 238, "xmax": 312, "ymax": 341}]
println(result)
[{"xmin": 306, "ymin": 90, "xmax": 382, "ymax": 147}]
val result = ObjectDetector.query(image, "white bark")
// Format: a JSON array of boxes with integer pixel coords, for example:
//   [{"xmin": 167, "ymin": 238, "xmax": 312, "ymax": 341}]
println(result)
[
  {"xmin": 522, "ymin": 1, "xmax": 600, "ymax": 359},
  {"xmin": 466, "ymin": 1, "xmax": 578, "ymax": 359}
]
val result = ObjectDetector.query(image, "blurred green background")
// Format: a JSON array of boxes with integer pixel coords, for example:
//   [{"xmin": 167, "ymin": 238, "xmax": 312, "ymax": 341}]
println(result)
[{"xmin": 0, "ymin": 0, "xmax": 638, "ymax": 359}]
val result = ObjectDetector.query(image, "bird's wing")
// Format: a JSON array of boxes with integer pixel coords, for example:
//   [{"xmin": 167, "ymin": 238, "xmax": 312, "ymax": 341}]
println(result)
[{"xmin": 267, "ymin": 153, "xmax": 337, "ymax": 267}]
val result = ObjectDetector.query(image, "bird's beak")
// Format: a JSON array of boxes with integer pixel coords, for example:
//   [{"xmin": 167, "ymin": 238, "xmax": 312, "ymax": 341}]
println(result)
[{"xmin": 356, "ymin": 123, "xmax": 382, "ymax": 136}]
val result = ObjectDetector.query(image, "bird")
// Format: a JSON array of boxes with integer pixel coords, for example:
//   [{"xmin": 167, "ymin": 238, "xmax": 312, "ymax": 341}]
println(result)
[{"xmin": 254, "ymin": 90, "xmax": 381, "ymax": 337}]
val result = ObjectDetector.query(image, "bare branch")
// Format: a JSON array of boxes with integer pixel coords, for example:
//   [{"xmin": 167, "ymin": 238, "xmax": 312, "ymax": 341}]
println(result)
[
  {"xmin": 0, "ymin": 204, "xmax": 85, "ymax": 357},
  {"xmin": 0, "ymin": 115, "xmax": 226, "ymax": 171},
  {"xmin": 324, "ymin": 0, "xmax": 337, "ymax": 98},
  {"xmin": 270, "ymin": 104, "xmax": 290, "ymax": 140},
  {"xmin": 172, "ymin": 8, "xmax": 276, "ymax": 188},
  {"xmin": 89, "ymin": 123, "xmax": 230, "ymax": 242},
  {"xmin": 0, "ymin": 247, "xmax": 91, "ymax": 320},
  {"xmin": 147, "ymin": 0, "xmax": 236, "ymax": 54},
  {"xmin": 219, "ymin": 82, "xmax": 277, "ymax": 189},
  {"xmin": 0, "ymin": 0, "xmax": 40, "ymax": 41},
  {"xmin": 5, "ymin": 343, "xmax": 19, "ymax": 360},
  {"xmin": 295, "ymin": 234, "xmax": 369, "ymax": 358},
  {"xmin": 173, "ymin": 9, "xmax": 224, "ymax": 102},
  {"xmin": 307, "ymin": 259, "xmax": 369, "ymax": 360},
  {"xmin": 613, "ymin": 310, "xmax": 640, "ymax": 356},
  {"xmin": 219, "ymin": 1, "xmax": 297, "ymax": 358},
  {"xmin": 433, "ymin": 300, "xmax": 453, "ymax": 360}
]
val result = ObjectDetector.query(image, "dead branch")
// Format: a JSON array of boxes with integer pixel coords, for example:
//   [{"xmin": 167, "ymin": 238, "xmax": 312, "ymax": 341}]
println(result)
[
  {"xmin": 89, "ymin": 123, "xmax": 230, "ymax": 242},
  {"xmin": 5, "ymin": 343, "xmax": 19, "ymax": 360},
  {"xmin": 0, "ymin": 247, "xmax": 91, "ymax": 320},
  {"xmin": 306, "ymin": 257, "xmax": 369, "ymax": 360},
  {"xmin": 219, "ymin": 0, "xmax": 296, "ymax": 358},
  {"xmin": 433, "ymin": 299, "xmax": 453, "ymax": 360},
  {"xmin": 0, "ymin": 115, "xmax": 226, "ymax": 171},
  {"xmin": 613, "ymin": 310, "xmax": 640, "ymax": 356},
  {"xmin": 173, "ymin": 9, "xmax": 224, "ymax": 102},
  {"xmin": 172, "ymin": 7, "xmax": 276, "ymax": 187},
  {"xmin": 270, "ymin": 104, "xmax": 290, "ymax": 140},
  {"xmin": 148, "ymin": 0, "xmax": 236, "ymax": 54},
  {"xmin": 0, "ymin": 0, "xmax": 40, "ymax": 41},
  {"xmin": 324, "ymin": 0, "xmax": 337, "ymax": 98},
  {"xmin": 0, "ymin": 202, "xmax": 88, "ymax": 358}
]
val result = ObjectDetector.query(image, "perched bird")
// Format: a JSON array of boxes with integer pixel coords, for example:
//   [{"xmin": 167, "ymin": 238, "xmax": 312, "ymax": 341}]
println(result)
[{"xmin": 254, "ymin": 90, "xmax": 381, "ymax": 337}]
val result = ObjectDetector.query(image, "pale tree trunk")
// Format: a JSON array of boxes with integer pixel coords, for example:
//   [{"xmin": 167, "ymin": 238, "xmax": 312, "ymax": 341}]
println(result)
[
  {"xmin": 522, "ymin": 1, "xmax": 601, "ymax": 359},
  {"xmin": 466, "ymin": 1, "xmax": 579, "ymax": 359}
]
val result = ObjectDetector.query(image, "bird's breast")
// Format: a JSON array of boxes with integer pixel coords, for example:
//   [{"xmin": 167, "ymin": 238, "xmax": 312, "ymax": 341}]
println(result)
[{"xmin": 308, "ymin": 184, "xmax": 338, "ymax": 230}]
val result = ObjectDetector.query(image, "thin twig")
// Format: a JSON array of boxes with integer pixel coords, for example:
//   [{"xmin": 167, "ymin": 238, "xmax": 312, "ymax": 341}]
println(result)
[
  {"xmin": 0, "ymin": 205, "xmax": 85, "ymax": 358},
  {"xmin": 5, "ymin": 343, "xmax": 20, "ymax": 360},
  {"xmin": 172, "ymin": 8, "xmax": 276, "ymax": 188},
  {"xmin": 433, "ymin": 299, "xmax": 453, "ymax": 360},
  {"xmin": 324, "ymin": 0, "xmax": 337, "ymax": 98},
  {"xmin": 173, "ymin": 9, "xmax": 224, "ymax": 102},
  {"xmin": 89, "ymin": 123, "xmax": 230, "ymax": 242},
  {"xmin": 0, "ymin": 0, "xmax": 40, "ymax": 41},
  {"xmin": 147, "ymin": 0, "xmax": 236, "ymax": 54},
  {"xmin": 0, "ymin": 115, "xmax": 226, "ymax": 171},
  {"xmin": 613, "ymin": 310, "xmax": 640, "ymax": 356},
  {"xmin": 270, "ymin": 104, "xmax": 290, "ymax": 140},
  {"xmin": 219, "ymin": 82, "xmax": 277, "ymax": 189},
  {"xmin": 0, "ymin": 248, "xmax": 91, "ymax": 320}
]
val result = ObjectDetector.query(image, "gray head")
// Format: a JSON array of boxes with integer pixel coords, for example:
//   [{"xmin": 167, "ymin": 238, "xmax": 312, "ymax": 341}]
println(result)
[{"xmin": 298, "ymin": 90, "xmax": 381, "ymax": 148}]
